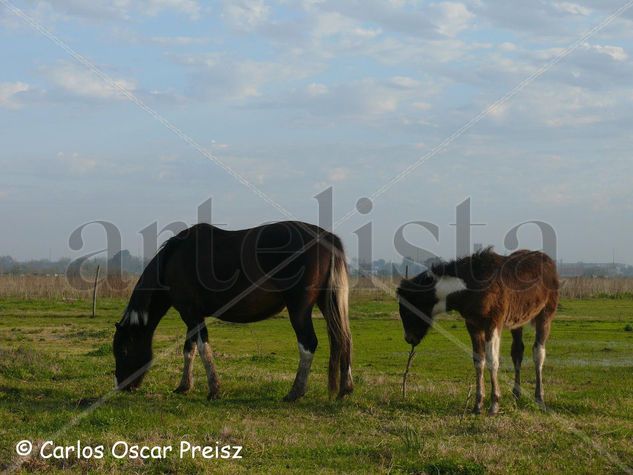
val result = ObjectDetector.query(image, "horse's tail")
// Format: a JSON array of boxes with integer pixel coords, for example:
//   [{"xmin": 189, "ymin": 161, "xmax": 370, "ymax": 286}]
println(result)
[
  {"xmin": 319, "ymin": 235, "xmax": 353, "ymax": 399},
  {"xmin": 120, "ymin": 230, "xmax": 185, "ymax": 328}
]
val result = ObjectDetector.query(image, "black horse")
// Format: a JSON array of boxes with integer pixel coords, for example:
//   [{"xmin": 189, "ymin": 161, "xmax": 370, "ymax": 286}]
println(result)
[{"xmin": 113, "ymin": 221, "xmax": 352, "ymax": 401}]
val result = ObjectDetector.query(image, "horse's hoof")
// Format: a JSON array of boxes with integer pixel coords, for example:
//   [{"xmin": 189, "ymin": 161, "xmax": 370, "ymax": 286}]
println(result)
[
  {"xmin": 207, "ymin": 392, "xmax": 220, "ymax": 401},
  {"xmin": 174, "ymin": 385, "xmax": 191, "ymax": 394},
  {"xmin": 336, "ymin": 387, "xmax": 353, "ymax": 400},
  {"xmin": 488, "ymin": 404, "xmax": 500, "ymax": 416},
  {"xmin": 282, "ymin": 391, "xmax": 304, "ymax": 402},
  {"xmin": 535, "ymin": 399, "xmax": 547, "ymax": 411},
  {"xmin": 472, "ymin": 405, "xmax": 482, "ymax": 415},
  {"xmin": 512, "ymin": 389, "xmax": 521, "ymax": 400}
]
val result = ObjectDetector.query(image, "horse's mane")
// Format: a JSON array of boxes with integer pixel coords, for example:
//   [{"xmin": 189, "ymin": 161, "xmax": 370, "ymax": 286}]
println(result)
[
  {"xmin": 430, "ymin": 246, "xmax": 499, "ymax": 278},
  {"xmin": 398, "ymin": 270, "xmax": 435, "ymax": 294},
  {"xmin": 398, "ymin": 247, "xmax": 502, "ymax": 294}
]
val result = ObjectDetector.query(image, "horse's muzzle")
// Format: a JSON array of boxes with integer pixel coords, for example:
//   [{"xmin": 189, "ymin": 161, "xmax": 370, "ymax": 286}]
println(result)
[{"xmin": 404, "ymin": 333, "xmax": 421, "ymax": 346}]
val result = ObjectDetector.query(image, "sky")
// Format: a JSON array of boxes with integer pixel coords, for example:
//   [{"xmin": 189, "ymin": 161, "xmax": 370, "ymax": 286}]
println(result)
[{"xmin": 1, "ymin": 0, "xmax": 633, "ymax": 265}]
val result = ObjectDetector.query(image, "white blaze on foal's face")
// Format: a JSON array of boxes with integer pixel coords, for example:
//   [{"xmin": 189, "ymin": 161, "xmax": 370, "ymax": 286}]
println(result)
[{"xmin": 431, "ymin": 275, "xmax": 467, "ymax": 316}]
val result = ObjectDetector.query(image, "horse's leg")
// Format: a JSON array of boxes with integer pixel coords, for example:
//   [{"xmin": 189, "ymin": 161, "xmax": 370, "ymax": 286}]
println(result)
[
  {"xmin": 533, "ymin": 313, "xmax": 552, "ymax": 408},
  {"xmin": 511, "ymin": 327, "xmax": 524, "ymax": 400},
  {"xmin": 194, "ymin": 321, "xmax": 221, "ymax": 400},
  {"xmin": 486, "ymin": 325, "xmax": 502, "ymax": 415},
  {"xmin": 284, "ymin": 303, "xmax": 317, "ymax": 402},
  {"xmin": 174, "ymin": 331, "xmax": 197, "ymax": 394},
  {"xmin": 467, "ymin": 323, "xmax": 486, "ymax": 414}
]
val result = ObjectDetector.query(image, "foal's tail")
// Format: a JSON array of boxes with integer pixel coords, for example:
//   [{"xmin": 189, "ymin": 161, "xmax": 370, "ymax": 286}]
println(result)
[
  {"xmin": 119, "ymin": 231, "xmax": 184, "ymax": 328},
  {"xmin": 319, "ymin": 236, "xmax": 353, "ymax": 399}
]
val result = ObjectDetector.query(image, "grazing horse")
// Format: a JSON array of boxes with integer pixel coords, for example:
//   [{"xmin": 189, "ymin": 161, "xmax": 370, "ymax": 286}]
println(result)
[
  {"xmin": 113, "ymin": 221, "xmax": 353, "ymax": 402},
  {"xmin": 397, "ymin": 248, "xmax": 558, "ymax": 415}
]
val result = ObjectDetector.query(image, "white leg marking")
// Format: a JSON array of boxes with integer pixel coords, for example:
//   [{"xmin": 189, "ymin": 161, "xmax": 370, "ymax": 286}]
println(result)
[
  {"xmin": 486, "ymin": 328, "xmax": 501, "ymax": 413},
  {"xmin": 196, "ymin": 335, "xmax": 219, "ymax": 396},
  {"xmin": 473, "ymin": 355, "xmax": 485, "ymax": 413},
  {"xmin": 287, "ymin": 343, "xmax": 314, "ymax": 399},
  {"xmin": 533, "ymin": 343, "xmax": 545, "ymax": 369},
  {"xmin": 533, "ymin": 343, "xmax": 546, "ymax": 403},
  {"xmin": 297, "ymin": 343, "xmax": 314, "ymax": 380},
  {"xmin": 178, "ymin": 345, "xmax": 197, "ymax": 390},
  {"xmin": 485, "ymin": 329, "xmax": 500, "ymax": 372}
]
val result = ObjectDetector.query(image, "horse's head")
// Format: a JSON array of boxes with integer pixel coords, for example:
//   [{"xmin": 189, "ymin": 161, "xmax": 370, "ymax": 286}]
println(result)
[
  {"xmin": 396, "ymin": 273, "xmax": 437, "ymax": 347},
  {"xmin": 113, "ymin": 322, "xmax": 153, "ymax": 391}
]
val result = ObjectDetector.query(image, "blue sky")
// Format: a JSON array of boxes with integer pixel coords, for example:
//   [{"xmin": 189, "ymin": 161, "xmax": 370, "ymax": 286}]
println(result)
[{"xmin": 2, "ymin": 0, "xmax": 633, "ymax": 264}]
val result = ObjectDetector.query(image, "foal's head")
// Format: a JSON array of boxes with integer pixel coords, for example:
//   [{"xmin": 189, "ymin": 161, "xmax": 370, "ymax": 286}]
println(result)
[
  {"xmin": 396, "ymin": 272, "xmax": 437, "ymax": 346},
  {"xmin": 113, "ymin": 322, "xmax": 153, "ymax": 391}
]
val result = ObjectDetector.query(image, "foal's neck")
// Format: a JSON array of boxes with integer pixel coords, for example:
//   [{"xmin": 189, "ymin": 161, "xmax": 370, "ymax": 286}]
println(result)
[{"xmin": 431, "ymin": 275, "xmax": 467, "ymax": 316}]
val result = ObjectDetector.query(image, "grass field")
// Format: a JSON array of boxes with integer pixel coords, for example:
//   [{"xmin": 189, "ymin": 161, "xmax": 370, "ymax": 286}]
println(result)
[{"xmin": 1, "ymin": 294, "xmax": 633, "ymax": 474}]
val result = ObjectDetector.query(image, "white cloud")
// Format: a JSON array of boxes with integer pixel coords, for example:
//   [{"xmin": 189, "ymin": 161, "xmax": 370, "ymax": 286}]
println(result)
[
  {"xmin": 328, "ymin": 167, "xmax": 349, "ymax": 182},
  {"xmin": 485, "ymin": 84, "xmax": 619, "ymax": 130},
  {"xmin": 306, "ymin": 83, "xmax": 329, "ymax": 96},
  {"xmin": 24, "ymin": 0, "xmax": 201, "ymax": 20},
  {"xmin": 176, "ymin": 53, "xmax": 320, "ymax": 100},
  {"xmin": 412, "ymin": 101, "xmax": 431, "ymax": 110},
  {"xmin": 531, "ymin": 184, "xmax": 577, "ymax": 206},
  {"xmin": 312, "ymin": 10, "xmax": 382, "ymax": 46},
  {"xmin": 554, "ymin": 2, "xmax": 591, "ymax": 16},
  {"xmin": 149, "ymin": 35, "xmax": 209, "ymax": 46},
  {"xmin": 56, "ymin": 152, "xmax": 97, "ymax": 174},
  {"xmin": 44, "ymin": 63, "xmax": 136, "ymax": 100},
  {"xmin": 267, "ymin": 77, "xmax": 435, "ymax": 120},
  {"xmin": 222, "ymin": 0, "xmax": 270, "ymax": 31},
  {"xmin": 0, "ymin": 82, "xmax": 30, "ymax": 109},
  {"xmin": 431, "ymin": 2, "xmax": 474, "ymax": 37},
  {"xmin": 389, "ymin": 76, "xmax": 421, "ymax": 89},
  {"xmin": 586, "ymin": 43, "xmax": 628, "ymax": 62},
  {"xmin": 498, "ymin": 42, "xmax": 517, "ymax": 52},
  {"xmin": 141, "ymin": 0, "xmax": 201, "ymax": 19}
]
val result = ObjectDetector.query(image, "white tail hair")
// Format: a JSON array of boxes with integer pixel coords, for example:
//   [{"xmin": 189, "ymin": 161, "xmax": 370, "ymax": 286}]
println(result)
[{"xmin": 321, "ymin": 246, "xmax": 353, "ymax": 398}]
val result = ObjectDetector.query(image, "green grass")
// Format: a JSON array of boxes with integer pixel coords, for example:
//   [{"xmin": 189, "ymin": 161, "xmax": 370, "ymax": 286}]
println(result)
[{"xmin": 1, "ymin": 296, "xmax": 632, "ymax": 473}]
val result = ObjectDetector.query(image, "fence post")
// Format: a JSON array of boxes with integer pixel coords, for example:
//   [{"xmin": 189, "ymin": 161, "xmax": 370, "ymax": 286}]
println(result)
[{"xmin": 91, "ymin": 265, "xmax": 100, "ymax": 318}]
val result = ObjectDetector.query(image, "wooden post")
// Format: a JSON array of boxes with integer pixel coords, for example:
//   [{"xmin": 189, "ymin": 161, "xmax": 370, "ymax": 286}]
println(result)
[{"xmin": 92, "ymin": 265, "xmax": 100, "ymax": 318}]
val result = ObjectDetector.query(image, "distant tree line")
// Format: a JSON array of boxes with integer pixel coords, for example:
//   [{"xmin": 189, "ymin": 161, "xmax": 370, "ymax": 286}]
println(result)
[
  {"xmin": 0, "ymin": 251, "xmax": 148, "ymax": 276},
  {"xmin": 349, "ymin": 256, "xmax": 443, "ymax": 278},
  {"xmin": 4, "ymin": 252, "xmax": 633, "ymax": 279}
]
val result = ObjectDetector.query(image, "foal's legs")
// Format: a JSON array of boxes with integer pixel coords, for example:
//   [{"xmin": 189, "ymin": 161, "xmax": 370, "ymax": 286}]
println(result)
[
  {"xmin": 533, "ymin": 314, "xmax": 552, "ymax": 407},
  {"xmin": 174, "ymin": 331, "xmax": 197, "ymax": 394},
  {"xmin": 511, "ymin": 328, "xmax": 525, "ymax": 399},
  {"xmin": 284, "ymin": 303, "xmax": 318, "ymax": 402},
  {"xmin": 485, "ymin": 326, "xmax": 502, "ymax": 415},
  {"xmin": 467, "ymin": 323, "xmax": 486, "ymax": 414}
]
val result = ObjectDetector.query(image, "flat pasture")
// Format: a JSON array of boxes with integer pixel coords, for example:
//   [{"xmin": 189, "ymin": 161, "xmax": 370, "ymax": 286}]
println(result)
[{"xmin": 0, "ymin": 295, "xmax": 632, "ymax": 473}]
